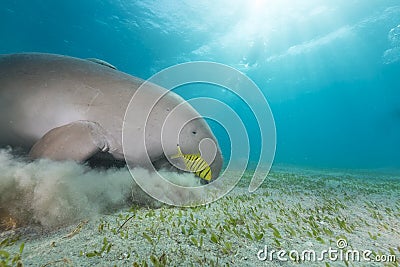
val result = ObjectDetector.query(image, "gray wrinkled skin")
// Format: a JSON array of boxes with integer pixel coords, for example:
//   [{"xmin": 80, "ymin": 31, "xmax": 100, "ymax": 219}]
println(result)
[{"xmin": 0, "ymin": 53, "xmax": 222, "ymax": 180}]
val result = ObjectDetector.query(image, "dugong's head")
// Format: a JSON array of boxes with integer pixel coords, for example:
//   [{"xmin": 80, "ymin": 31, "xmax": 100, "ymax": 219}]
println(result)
[
  {"xmin": 172, "ymin": 116, "xmax": 223, "ymax": 181},
  {"xmin": 154, "ymin": 92, "xmax": 223, "ymax": 182},
  {"xmin": 123, "ymin": 82, "xmax": 223, "ymax": 181}
]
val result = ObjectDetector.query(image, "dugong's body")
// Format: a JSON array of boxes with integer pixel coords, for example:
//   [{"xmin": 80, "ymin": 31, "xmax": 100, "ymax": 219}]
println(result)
[{"xmin": 0, "ymin": 53, "xmax": 222, "ymax": 179}]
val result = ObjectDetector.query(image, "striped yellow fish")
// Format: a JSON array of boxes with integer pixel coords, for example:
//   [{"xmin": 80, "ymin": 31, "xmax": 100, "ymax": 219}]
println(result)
[{"xmin": 171, "ymin": 145, "xmax": 212, "ymax": 181}]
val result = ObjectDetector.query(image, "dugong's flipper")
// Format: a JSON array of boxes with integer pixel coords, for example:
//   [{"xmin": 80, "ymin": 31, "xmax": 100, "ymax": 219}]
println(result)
[{"xmin": 29, "ymin": 121, "xmax": 110, "ymax": 162}]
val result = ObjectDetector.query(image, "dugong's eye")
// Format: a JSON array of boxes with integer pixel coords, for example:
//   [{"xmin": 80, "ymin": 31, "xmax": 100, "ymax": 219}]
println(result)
[{"xmin": 192, "ymin": 131, "xmax": 197, "ymax": 135}]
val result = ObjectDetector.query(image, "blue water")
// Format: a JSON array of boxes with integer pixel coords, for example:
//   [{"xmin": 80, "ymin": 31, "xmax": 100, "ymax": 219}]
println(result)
[{"xmin": 1, "ymin": 0, "xmax": 399, "ymax": 170}]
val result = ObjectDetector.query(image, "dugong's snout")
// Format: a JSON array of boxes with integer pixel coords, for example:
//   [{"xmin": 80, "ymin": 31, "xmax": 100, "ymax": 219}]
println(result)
[{"xmin": 209, "ymin": 147, "xmax": 223, "ymax": 181}]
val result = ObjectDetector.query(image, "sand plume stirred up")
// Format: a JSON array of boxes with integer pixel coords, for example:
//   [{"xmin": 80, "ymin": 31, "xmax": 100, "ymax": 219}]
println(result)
[{"xmin": 0, "ymin": 149, "xmax": 202, "ymax": 228}]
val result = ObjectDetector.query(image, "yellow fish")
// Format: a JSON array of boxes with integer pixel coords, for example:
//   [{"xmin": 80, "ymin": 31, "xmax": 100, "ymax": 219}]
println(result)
[{"xmin": 171, "ymin": 145, "xmax": 212, "ymax": 181}]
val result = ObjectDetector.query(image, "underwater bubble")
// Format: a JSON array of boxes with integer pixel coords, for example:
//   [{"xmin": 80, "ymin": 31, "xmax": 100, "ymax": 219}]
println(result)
[
  {"xmin": 388, "ymin": 24, "xmax": 400, "ymax": 47},
  {"xmin": 382, "ymin": 47, "xmax": 400, "ymax": 64}
]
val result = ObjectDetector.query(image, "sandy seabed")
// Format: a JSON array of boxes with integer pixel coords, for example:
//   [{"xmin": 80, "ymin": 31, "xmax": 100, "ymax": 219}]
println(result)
[{"xmin": 1, "ymin": 165, "xmax": 399, "ymax": 267}]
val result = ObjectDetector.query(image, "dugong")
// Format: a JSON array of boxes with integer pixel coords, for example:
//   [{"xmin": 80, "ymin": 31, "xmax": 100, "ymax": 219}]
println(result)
[{"xmin": 0, "ymin": 53, "xmax": 223, "ymax": 180}]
